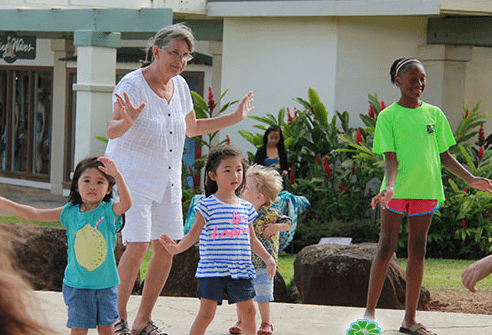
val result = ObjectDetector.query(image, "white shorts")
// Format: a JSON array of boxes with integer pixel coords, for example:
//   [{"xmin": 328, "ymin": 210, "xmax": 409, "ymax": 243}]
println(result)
[{"xmin": 121, "ymin": 189, "xmax": 184, "ymax": 243}]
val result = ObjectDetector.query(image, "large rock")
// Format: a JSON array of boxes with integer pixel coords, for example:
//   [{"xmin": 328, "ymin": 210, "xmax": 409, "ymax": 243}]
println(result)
[
  {"xmin": 294, "ymin": 243, "xmax": 430, "ymax": 310},
  {"xmin": 0, "ymin": 224, "xmax": 67, "ymax": 291},
  {"xmin": 158, "ymin": 243, "xmax": 200, "ymax": 297},
  {"xmin": 1, "ymin": 224, "xmax": 138, "ymax": 292}
]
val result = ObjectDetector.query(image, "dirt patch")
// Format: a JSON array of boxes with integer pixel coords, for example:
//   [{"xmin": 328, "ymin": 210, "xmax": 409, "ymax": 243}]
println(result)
[{"xmin": 428, "ymin": 290, "xmax": 492, "ymax": 314}]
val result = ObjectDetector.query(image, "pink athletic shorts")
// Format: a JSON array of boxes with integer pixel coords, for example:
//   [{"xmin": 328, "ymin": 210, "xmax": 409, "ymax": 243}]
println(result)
[{"xmin": 385, "ymin": 199, "xmax": 439, "ymax": 216}]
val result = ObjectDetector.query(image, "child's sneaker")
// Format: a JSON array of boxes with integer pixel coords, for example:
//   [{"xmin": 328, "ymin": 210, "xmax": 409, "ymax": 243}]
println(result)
[
  {"xmin": 229, "ymin": 320, "xmax": 243, "ymax": 334},
  {"xmin": 257, "ymin": 323, "xmax": 273, "ymax": 335}
]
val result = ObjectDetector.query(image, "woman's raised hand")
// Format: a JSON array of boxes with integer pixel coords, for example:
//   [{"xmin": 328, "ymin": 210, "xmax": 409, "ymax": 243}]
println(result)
[
  {"xmin": 234, "ymin": 91, "xmax": 254, "ymax": 121},
  {"xmin": 115, "ymin": 92, "xmax": 146, "ymax": 127}
]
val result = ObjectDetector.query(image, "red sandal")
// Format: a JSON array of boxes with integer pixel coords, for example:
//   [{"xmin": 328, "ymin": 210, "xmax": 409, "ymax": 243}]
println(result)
[
  {"xmin": 257, "ymin": 323, "xmax": 273, "ymax": 335},
  {"xmin": 229, "ymin": 320, "xmax": 243, "ymax": 334}
]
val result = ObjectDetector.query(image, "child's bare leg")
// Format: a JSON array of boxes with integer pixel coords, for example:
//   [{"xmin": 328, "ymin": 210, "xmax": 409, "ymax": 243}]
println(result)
[
  {"xmin": 257, "ymin": 301, "xmax": 270, "ymax": 325},
  {"xmin": 364, "ymin": 210, "xmax": 402, "ymax": 320},
  {"xmin": 401, "ymin": 213, "xmax": 433, "ymax": 331},
  {"xmin": 189, "ymin": 298, "xmax": 218, "ymax": 335},
  {"xmin": 70, "ymin": 328, "xmax": 88, "ymax": 335},
  {"xmin": 96, "ymin": 324, "xmax": 114, "ymax": 335},
  {"xmin": 236, "ymin": 299, "xmax": 256, "ymax": 335}
]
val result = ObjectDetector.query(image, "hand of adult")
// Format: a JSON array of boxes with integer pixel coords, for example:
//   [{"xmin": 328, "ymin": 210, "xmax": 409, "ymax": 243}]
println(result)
[
  {"xmin": 234, "ymin": 91, "xmax": 254, "ymax": 121},
  {"xmin": 115, "ymin": 92, "xmax": 146, "ymax": 128},
  {"xmin": 461, "ymin": 255, "xmax": 492, "ymax": 293}
]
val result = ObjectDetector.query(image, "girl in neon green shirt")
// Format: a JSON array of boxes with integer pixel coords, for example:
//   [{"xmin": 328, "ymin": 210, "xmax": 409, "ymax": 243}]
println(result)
[{"xmin": 363, "ymin": 57, "xmax": 492, "ymax": 335}]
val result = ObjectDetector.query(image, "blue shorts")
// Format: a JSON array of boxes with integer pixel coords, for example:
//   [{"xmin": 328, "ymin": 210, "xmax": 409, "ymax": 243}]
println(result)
[
  {"xmin": 62, "ymin": 283, "xmax": 119, "ymax": 329},
  {"xmin": 197, "ymin": 276, "xmax": 255, "ymax": 305},
  {"xmin": 252, "ymin": 268, "xmax": 274, "ymax": 302}
]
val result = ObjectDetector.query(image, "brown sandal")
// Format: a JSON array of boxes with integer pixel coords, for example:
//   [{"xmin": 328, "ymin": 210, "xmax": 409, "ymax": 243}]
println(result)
[
  {"xmin": 115, "ymin": 319, "xmax": 131, "ymax": 335},
  {"xmin": 131, "ymin": 321, "xmax": 168, "ymax": 335}
]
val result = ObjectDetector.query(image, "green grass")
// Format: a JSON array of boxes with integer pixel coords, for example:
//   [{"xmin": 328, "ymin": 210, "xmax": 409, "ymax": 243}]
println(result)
[
  {"xmin": 0, "ymin": 216, "xmax": 64, "ymax": 229},
  {"xmin": 398, "ymin": 258, "xmax": 492, "ymax": 292},
  {"xmin": 278, "ymin": 253, "xmax": 296, "ymax": 287}
]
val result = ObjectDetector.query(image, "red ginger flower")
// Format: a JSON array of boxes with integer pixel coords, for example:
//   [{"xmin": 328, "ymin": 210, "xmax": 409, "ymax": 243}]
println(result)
[
  {"xmin": 226, "ymin": 135, "xmax": 230, "ymax": 145},
  {"xmin": 207, "ymin": 87, "xmax": 216, "ymax": 113},
  {"xmin": 316, "ymin": 155, "xmax": 321, "ymax": 165},
  {"xmin": 287, "ymin": 107, "xmax": 293, "ymax": 122},
  {"xmin": 478, "ymin": 146, "xmax": 484, "ymax": 160},
  {"xmin": 193, "ymin": 174, "xmax": 199, "ymax": 187},
  {"xmin": 289, "ymin": 167, "xmax": 296, "ymax": 184},
  {"xmin": 294, "ymin": 107, "xmax": 298, "ymax": 118},
  {"xmin": 462, "ymin": 219, "xmax": 466, "ymax": 229},
  {"xmin": 356, "ymin": 128, "xmax": 362, "ymax": 145},
  {"xmin": 380, "ymin": 100, "xmax": 386, "ymax": 111},
  {"xmin": 479, "ymin": 124, "xmax": 485, "ymax": 146},
  {"xmin": 486, "ymin": 210, "xmax": 490, "ymax": 218},
  {"xmin": 323, "ymin": 155, "xmax": 331, "ymax": 178},
  {"xmin": 368, "ymin": 106, "xmax": 375, "ymax": 119},
  {"xmin": 196, "ymin": 149, "xmax": 201, "ymax": 159},
  {"xmin": 248, "ymin": 156, "xmax": 252, "ymax": 165}
]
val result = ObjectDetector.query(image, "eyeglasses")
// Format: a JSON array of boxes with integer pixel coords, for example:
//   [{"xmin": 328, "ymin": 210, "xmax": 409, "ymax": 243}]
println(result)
[{"xmin": 164, "ymin": 48, "xmax": 193, "ymax": 62}]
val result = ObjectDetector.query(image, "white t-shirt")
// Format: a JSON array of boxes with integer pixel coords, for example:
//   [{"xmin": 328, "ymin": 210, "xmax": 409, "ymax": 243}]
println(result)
[{"xmin": 105, "ymin": 69, "xmax": 193, "ymax": 203}]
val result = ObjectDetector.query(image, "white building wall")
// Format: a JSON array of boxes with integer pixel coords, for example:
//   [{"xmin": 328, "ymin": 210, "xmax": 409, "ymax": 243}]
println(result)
[
  {"xmin": 334, "ymin": 16, "xmax": 428, "ymax": 128},
  {"xmin": 220, "ymin": 17, "xmax": 338, "ymax": 154},
  {"xmin": 464, "ymin": 47, "xmax": 492, "ymax": 136}
]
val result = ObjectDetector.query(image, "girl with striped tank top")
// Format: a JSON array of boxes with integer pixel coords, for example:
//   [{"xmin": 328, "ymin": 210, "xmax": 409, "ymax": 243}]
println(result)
[{"xmin": 159, "ymin": 145, "xmax": 276, "ymax": 335}]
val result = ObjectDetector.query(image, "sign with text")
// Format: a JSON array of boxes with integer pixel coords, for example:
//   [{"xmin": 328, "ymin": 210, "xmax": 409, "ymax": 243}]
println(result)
[
  {"xmin": 0, "ymin": 32, "xmax": 36, "ymax": 64},
  {"xmin": 319, "ymin": 237, "xmax": 352, "ymax": 245}
]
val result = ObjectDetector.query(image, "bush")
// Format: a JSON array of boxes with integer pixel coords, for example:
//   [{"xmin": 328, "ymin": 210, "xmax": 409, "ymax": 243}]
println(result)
[{"xmin": 239, "ymin": 90, "xmax": 492, "ymax": 257}]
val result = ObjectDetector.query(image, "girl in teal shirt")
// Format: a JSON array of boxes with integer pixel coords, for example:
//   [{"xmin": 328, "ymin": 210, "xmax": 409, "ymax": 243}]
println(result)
[{"xmin": 0, "ymin": 157, "xmax": 132, "ymax": 335}]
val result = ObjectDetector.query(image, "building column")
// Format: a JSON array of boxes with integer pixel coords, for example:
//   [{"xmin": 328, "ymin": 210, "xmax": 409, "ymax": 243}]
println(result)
[
  {"xmin": 72, "ymin": 30, "xmax": 120, "ymax": 168},
  {"xmin": 209, "ymin": 41, "xmax": 223, "ymax": 148},
  {"xmin": 419, "ymin": 45, "xmax": 472, "ymax": 129},
  {"xmin": 50, "ymin": 38, "xmax": 73, "ymax": 195}
]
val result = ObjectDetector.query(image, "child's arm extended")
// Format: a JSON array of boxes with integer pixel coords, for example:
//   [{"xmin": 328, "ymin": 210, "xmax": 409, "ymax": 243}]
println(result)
[
  {"xmin": 263, "ymin": 216, "xmax": 293, "ymax": 239},
  {"xmin": 159, "ymin": 211, "xmax": 205, "ymax": 255},
  {"xmin": 441, "ymin": 150, "xmax": 492, "ymax": 193},
  {"xmin": 98, "ymin": 157, "xmax": 132, "ymax": 216},
  {"xmin": 371, "ymin": 151, "xmax": 397, "ymax": 210},
  {"xmin": 0, "ymin": 197, "xmax": 62, "ymax": 222},
  {"xmin": 249, "ymin": 222, "xmax": 277, "ymax": 278},
  {"xmin": 462, "ymin": 254, "xmax": 492, "ymax": 293}
]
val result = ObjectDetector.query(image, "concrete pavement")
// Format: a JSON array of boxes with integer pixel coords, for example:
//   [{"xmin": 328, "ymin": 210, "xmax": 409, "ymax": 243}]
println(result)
[{"xmin": 36, "ymin": 291, "xmax": 492, "ymax": 335}]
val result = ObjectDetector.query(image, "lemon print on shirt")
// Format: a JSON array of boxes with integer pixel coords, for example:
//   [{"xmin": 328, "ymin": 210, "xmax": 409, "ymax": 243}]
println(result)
[{"xmin": 74, "ymin": 224, "xmax": 106, "ymax": 271}]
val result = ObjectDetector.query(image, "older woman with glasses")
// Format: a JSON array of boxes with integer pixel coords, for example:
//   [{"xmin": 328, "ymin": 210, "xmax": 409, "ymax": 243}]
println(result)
[{"xmin": 105, "ymin": 23, "xmax": 254, "ymax": 335}]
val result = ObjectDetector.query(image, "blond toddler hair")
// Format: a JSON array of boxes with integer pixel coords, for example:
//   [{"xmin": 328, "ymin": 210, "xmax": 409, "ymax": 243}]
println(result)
[{"xmin": 246, "ymin": 164, "xmax": 283, "ymax": 206}]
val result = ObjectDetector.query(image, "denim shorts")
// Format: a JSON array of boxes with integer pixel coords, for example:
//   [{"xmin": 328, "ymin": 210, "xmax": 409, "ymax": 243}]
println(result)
[
  {"xmin": 197, "ymin": 276, "xmax": 255, "ymax": 305},
  {"xmin": 252, "ymin": 268, "xmax": 274, "ymax": 302},
  {"xmin": 62, "ymin": 283, "xmax": 119, "ymax": 329}
]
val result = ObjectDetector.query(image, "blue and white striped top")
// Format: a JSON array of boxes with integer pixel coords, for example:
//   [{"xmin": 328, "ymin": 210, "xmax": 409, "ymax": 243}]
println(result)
[{"xmin": 195, "ymin": 195, "xmax": 258, "ymax": 279}]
